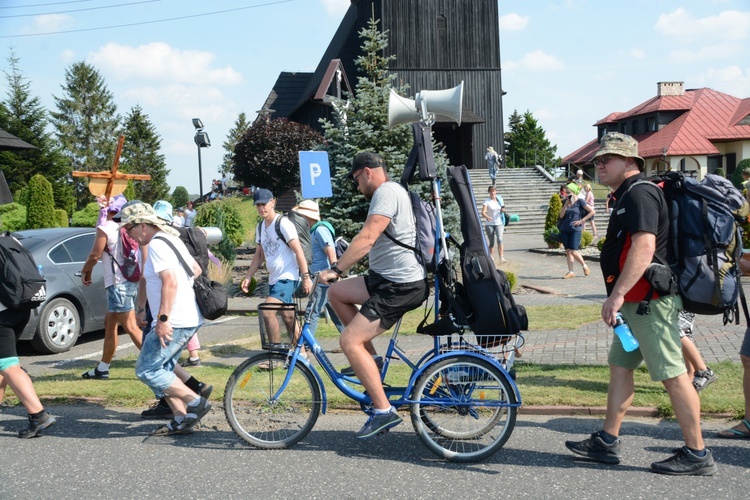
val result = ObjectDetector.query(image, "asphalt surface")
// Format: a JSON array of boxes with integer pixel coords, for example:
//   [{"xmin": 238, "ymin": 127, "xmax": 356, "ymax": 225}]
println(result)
[{"xmin": 3, "ymin": 232, "xmax": 749, "ymax": 497}]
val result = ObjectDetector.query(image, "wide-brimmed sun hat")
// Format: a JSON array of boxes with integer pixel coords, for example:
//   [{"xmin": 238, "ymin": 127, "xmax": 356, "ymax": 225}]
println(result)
[
  {"xmin": 292, "ymin": 199, "xmax": 320, "ymax": 221},
  {"xmin": 117, "ymin": 202, "xmax": 179, "ymax": 237}
]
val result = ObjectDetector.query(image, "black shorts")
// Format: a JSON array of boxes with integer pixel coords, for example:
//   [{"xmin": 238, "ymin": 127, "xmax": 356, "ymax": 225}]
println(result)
[
  {"xmin": 360, "ymin": 271, "xmax": 428, "ymax": 330},
  {"xmin": 0, "ymin": 309, "xmax": 31, "ymax": 359}
]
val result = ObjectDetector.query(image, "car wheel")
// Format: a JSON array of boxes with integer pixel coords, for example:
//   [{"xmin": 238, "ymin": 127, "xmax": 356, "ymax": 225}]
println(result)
[{"xmin": 31, "ymin": 297, "xmax": 81, "ymax": 354}]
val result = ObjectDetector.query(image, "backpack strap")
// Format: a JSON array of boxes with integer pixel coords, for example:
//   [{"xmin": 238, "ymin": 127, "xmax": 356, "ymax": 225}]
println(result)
[
  {"xmin": 275, "ymin": 215, "xmax": 289, "ymax": 246},
  {"xmin": 153, "ymin": 236, "xmax": 196, "ymax": 279}
]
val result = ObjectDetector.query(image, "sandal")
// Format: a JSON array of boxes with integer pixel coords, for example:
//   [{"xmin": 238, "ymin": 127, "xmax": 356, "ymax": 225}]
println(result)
[
  {"xmin": 150, "ymin": 418, "xmax": 194, "ymax": 436},
  {"xmin": 716, "ymin": 418, "xmax": 750, "ymax": 439},
  {"xmin": 582, "ymin": 265, "xmax": 591, "ymax": 276},
  {"xmin": 563, "ymin": 272, "xmax": 575, "ymax": 279},
  {"xmin": 82, "ymin": 368, "xmax": 109, "ymax": 379},
  {"xmin": 258, "ymin": 360, "xmax": 282, "ymax": 370}
]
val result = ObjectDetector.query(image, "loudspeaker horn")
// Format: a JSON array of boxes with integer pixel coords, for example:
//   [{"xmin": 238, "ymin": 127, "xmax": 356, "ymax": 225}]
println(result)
[
  {"xmin": 387, "ymin": 89, "xmax": 421, "ymax": 130},
  {"xmin": 415, "ymin": 81, "xmax": 463, "ymax": 126}
]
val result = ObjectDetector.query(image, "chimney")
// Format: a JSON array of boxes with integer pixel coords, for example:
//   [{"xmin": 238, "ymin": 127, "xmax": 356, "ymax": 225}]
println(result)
[{"xmin": 657, "ymin": 82, "xmax": 685, "ymax": 97}]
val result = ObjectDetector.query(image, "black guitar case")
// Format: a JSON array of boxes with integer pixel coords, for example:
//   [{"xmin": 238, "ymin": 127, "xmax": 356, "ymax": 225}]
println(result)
[{"xmin": 437, "ymin": 165, "xmax": 528, "ymax": 345}]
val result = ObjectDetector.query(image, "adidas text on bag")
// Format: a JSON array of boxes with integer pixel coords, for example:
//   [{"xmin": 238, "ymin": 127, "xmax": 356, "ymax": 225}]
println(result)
[{"xmin": 0, "ymin": 235, "xmax": 47, "ymax": 310}]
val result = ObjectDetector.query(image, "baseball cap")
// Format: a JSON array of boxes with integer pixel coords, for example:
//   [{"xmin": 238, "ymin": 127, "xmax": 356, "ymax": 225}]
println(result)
[
  {"xmin": 253, "ymin": 188, "xmax": 273, "ymax": 204},
  {"xmin": 292, "ymin": 199, "xmax": 320, "ymax": 221},
  {"xmin": 592, "ymin": 132, "xmax": 645, "ymax": 170},
  {"xmin": 348, "ymin": 152, "xmax": 385, "ymax": 179}
]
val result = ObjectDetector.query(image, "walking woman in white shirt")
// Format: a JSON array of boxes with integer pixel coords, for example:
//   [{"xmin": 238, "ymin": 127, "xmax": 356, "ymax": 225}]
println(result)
[{"xmin": 481, "ymin": 186, "xmax": 507, "ymax": 264}]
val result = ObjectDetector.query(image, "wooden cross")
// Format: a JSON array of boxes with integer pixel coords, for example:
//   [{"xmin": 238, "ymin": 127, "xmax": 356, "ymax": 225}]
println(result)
[{"xmin": 71, "ymin": 135, "xmax": 151, "ymax": 199}]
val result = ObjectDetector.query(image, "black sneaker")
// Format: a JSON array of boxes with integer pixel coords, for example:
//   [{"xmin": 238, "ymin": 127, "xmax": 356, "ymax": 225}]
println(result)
[
  {"xmin": 141, "ymin": 400, "xmax": 173, "ymax": 420},
  {"xmin": 18, "ymin": 411, "xmax": 56, "ymax": 439},
  {"xmin": 355, "ymin": 409, "xmax": 402, "ymax": 439},
  {"xmin": 692, "ymin": 368, "xmax": 718, "ymax": 393},
  {"xmin": 565, "ymin": 432, "xmax": 622, "ymax": 464},
  {"xmin": 650, "ymin": 446, "xmax": 717, "ymax": 476},
  {"xmin": 341, "ymin": 356, "xmax": 384, "ymax": 377}
]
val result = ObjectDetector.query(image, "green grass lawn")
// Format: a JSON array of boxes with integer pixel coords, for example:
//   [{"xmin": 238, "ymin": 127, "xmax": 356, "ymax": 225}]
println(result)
[{"xmin": 6, "ymin": 305, "xmax": 742, "ymax": 418}]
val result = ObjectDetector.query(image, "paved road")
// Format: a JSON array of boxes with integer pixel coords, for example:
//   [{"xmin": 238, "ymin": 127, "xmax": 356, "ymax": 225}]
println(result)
[{"xmin": 1, "ymin": 406, "xmax": 748, "ymax": 499}]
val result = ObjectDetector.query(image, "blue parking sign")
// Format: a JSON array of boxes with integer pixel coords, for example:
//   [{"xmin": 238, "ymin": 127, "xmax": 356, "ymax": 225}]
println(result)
[{"xmin": 299, "ymin": 151, "xmax": 332, "ymax": 199}]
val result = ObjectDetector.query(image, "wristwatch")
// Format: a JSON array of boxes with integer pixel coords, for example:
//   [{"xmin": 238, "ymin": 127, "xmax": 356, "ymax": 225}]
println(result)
[
  {"xmin": 330, "ymin": 262, "xmax": 345, "ymax": 276},
  {"xmin": 158, "ymin": 314, "xmax": 169, "ymax": 322}
]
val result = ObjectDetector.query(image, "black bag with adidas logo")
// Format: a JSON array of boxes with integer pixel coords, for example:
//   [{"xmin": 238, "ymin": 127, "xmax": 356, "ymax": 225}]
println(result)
[{"xmin": 0, "ymin": 233, "xmax": 47, "ymax": 310}]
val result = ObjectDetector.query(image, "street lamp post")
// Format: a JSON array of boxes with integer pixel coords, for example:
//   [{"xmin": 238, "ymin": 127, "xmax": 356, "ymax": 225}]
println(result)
[{"xmin": 192, "ymin": 118, "xmax": 211, "ymax": 202}]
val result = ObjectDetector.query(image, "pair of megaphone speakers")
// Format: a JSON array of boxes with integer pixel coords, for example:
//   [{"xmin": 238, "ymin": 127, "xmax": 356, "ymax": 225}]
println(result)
[{"xmin": 387, "ymin": 81, "xmax": 464, "ymax": 130}]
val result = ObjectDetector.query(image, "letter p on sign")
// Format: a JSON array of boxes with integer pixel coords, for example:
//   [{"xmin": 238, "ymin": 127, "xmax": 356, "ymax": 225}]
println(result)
[{"xmin": 299, "ymin": 151, "xmax": 332, "ymax": 198}]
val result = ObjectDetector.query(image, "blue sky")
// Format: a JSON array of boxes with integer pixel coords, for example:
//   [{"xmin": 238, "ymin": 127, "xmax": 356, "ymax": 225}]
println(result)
[{"xmin": 1, "ymin": 0, "xmax": 749, "ymax": 195}]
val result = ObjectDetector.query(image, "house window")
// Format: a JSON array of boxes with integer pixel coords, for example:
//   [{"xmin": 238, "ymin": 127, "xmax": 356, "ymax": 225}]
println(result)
[
  {"xmin": 437, "ymin": 15, "xmax": 446, "ymax": 32},
  {"xmin": 646, "ymin": 116, "xmax": 656, "ymax": 131},
  {"xmin": 631, "ymin": 120, "xmax": 639, "ymax": 135},
  {"xmin": 619, "ymin": 122, "xmax": 627, "ymax": 133}
]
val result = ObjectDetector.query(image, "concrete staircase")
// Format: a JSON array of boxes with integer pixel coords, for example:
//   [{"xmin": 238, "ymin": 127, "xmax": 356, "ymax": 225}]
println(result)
[{"xmin": 465, "ymin": 167, "xmax": 609, "ymax": 236}]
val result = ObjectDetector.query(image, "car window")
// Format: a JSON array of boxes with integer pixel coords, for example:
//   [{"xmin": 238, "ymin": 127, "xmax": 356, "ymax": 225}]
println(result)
[{"xmin": 48, "ymin": 233, "xmax": 95, "ymax": 264}]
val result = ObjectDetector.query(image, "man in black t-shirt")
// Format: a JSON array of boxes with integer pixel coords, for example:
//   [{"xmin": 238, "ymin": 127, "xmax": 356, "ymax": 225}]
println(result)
[{"xmin": 564, "ymin": 133, "xmax": 716, "ymax": 476}]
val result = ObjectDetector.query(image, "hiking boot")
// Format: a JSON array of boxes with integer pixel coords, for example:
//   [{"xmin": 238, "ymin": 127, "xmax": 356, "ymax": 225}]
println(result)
[
  {"xmin": 692, "ymin": 368, "xmax": 718, "ymax": 393},
  {"xmin": 650, "ymin": 446, "xmax": 717, "ymax": 476},
  {"xmin": 18, "ymin": 411, "xmax": 56, "ymax": 439},
  {"xmin": 565, "ymin": 432, "xmax": 622, "ymax": 464},
  {"xmin": 341, "ymin": 356, "xmax": 384, "ymax": 377},
  {"xmin": 141, "ymin": 400, "xmax": 173, "ymax": 420},
  {"xmin": 355, "ymin": 409, "xmax": 402, "ymax": 439},
  {"xmin": 180, "ymin": 357, "xmax": 202, "ymax": 367}
]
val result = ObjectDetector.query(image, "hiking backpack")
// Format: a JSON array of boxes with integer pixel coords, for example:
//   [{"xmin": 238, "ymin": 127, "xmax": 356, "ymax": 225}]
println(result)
[
  {"xmin": 383, "ymin": 190, "xmax": 443, "ymax": 273},
  {"xmin": 625, "ymin": 172, "xmax": 750, "ymax": 324},
  {"xmin": 0, "ymin": 233, "xmax": 47, "ymax": 310},
  {"xmin": 311, "ymin": 220, "xmax": 350, "ymax": 260},
  {"xmin": 257, "ymin": 212, "xmax": 312, "ymax": 264},
  {"xmin": 105, "ymin": 227, "xmax": 141, "ymax": 283},
  {"xmin": 174, "ymin": 226, "xmax": 210, "ymax": 277}
]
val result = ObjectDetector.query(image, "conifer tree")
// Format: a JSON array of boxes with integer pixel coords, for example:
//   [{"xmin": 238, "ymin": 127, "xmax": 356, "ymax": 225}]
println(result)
[
  {"xmin": 120, "ymin": 105, "xmax": 169, "ymax": 203},
  {"xmin": 319, "ymin": 16, "xmax": 458, "ymax": 241},
  {"xmin": 26, "ymin": 174, "xmax": 56, "ymax": 228},
  {"xmin": 504, "ymin": 110, "xmax": 559, "ymax": 172},
  {"xmin": 0, "ymin": 50, "xmax": 74, "ymax": 213},
  {"xmin": 221, "ymin": 112, "xmax": 250, "ymax": 176},
  {"xmin": 50, "ymin": 61, "xmax": 120, "ymax": 209}
]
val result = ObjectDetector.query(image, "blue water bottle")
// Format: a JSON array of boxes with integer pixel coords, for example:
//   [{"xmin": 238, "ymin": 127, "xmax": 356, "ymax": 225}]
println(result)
[{"xmin": 614, "ymin": 313, "xmax": 639, "ymax": 352}]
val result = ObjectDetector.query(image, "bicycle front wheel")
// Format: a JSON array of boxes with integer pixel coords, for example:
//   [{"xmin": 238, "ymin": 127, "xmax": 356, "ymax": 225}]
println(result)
[
  {"xmin": 410, "ymin": 355, "xmax": 517, "ymax": 462},
  {"xmin": 224, "ymin": 352, "xmax": 321, "ymax": 449}
]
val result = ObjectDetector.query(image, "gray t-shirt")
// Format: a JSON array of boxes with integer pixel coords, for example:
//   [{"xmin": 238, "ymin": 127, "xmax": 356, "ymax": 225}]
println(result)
[{"xmin": 368, "ymin": 181, "xmax": 426, "ymax": 283}]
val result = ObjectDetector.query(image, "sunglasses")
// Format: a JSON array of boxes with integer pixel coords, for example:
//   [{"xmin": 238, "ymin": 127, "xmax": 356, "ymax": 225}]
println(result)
[
  {"xmin": 352, "ymin": 169, "xmax": 365, "ymax": 187},
  {"xmin": 593, "ymin": 155, "xmax": 617, "ymax": 166},
  {"xmin": 125, "ymin": 223, "xmax": 139, "ymax": 235}
]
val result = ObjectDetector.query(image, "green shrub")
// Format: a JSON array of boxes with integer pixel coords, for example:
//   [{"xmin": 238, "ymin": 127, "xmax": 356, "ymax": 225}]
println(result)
[
  {"xmin": 543, "ymin": 227, "xmax": 561, "ymax": 248},
  {"xmin": 123, "ymin": 182, "xmax": 137, "ymax": 203},
  {"xmin": 580, "ymin": 231, "xmax": 593, "ymax": 248},
  {"xmin": 193, "ymin": 199, "xmax": 245, "ymax": 263},
  {"xmin": 506, "ymin": 271, "xmax": 517, "ymax": 291},
  {"xmin": 26, "ymin": 174, "xmax": 56, "ymax": 229},
  {"xmin": 0, "ymin": 203, "xmax": 27, "ymax": 232},
  {"xmin": 597, "ymin": 236, "xmax": 606, "ymax": 252},
  {"xmin": 544, "ymin": 193, "xmax": 562, "ymax": 231},
  {"xmin": 14, "ymin": 186, "xmax": 29, "ymax": 206},
  {"xmin": 71, "ymin": 202, "xmax": 102, "ymax": 227},
  {"xmin": 714, "ymin": 167, "xmax": 725, "ymax": 178},
  {"xmin": 55, "ymin": 209, "xmax": 69, "ymax": 227}
]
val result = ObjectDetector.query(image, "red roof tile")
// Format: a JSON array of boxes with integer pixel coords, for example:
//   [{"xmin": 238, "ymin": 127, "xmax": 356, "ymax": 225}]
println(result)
[{"xmin": 564, "ymin": 87, "xmax": 750, "ymax": 165}]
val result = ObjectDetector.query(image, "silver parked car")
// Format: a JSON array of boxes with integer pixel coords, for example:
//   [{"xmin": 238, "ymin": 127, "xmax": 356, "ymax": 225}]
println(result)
[{"xmin": 12, "ymin": 228, "xmax": 107, "ymax": 353}]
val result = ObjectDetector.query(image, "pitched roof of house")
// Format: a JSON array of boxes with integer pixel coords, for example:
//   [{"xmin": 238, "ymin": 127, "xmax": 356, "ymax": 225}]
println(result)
[
  {"xmin": 0, "ymin": 127, "xmax": 36, "ymax": 150},
  {"xmin": 260, "ymin": 72, "xmax": 314, "ymax": 119},
  {"xmin": 564, "ymin": 87, "xmax": 750, "ymax": 164}
]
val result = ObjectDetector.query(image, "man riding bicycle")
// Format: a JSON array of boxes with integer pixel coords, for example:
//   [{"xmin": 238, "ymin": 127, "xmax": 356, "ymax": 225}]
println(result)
[{"xmin": 319, "ymin": 152, "xmax": 428, "ymax": 439}]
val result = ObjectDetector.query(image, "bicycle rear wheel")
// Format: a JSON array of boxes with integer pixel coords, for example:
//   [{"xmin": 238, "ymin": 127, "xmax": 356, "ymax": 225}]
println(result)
[
  {"xmin": 224, "ymin": 352, "xmax": 321, "ymax": 449},
  {"xmin": 410, "ymin": 355, "xmax": 517, "ymax": 462}
]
